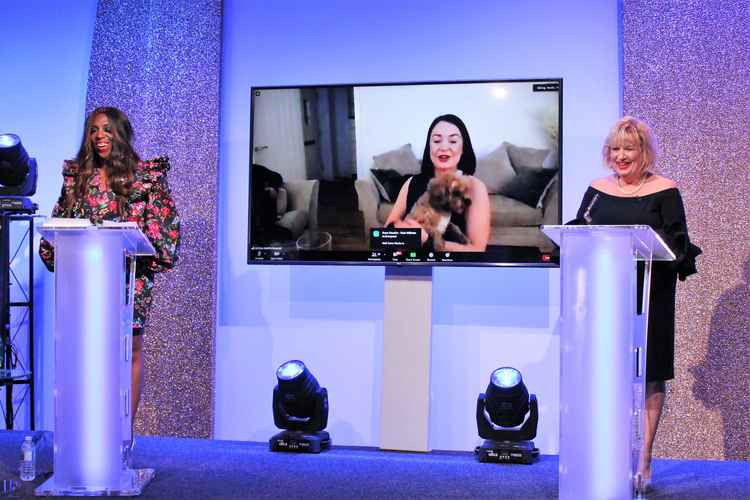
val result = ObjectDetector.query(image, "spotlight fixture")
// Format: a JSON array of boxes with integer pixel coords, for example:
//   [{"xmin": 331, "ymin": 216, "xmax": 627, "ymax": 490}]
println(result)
[
  {"xmin": 270, "ymin": 360, "xmax": 330, "ymax": 453},
  {"xmin": 0, "ymin": 133, "xmax": 38, "ymax": 211},
  {"xmin": 475, "ymin": 367, "xmax": 539, "ymax": 464}
]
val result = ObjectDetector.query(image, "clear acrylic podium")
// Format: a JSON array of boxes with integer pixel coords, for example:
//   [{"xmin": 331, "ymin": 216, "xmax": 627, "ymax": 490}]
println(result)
[
  {"xmin": 36, "ymin": 220, "xmax": 155, "ymax": 496},
  {"xmin": 542, "ymin": 225, "xmax": 675, "ymax": 499}
]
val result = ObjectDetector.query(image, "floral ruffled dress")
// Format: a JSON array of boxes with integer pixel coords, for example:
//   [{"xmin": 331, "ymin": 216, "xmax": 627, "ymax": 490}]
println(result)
[{"xmin": 39, "ymin": 157, "xmax": 180, "ymax": 332}]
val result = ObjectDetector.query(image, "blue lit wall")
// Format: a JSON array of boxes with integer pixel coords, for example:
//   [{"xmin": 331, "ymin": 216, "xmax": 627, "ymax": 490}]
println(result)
[
  {"xmin": 1, "ymin": 0, "xmax": 98, "ymax": 431},
  {"xmin": 216, "ymin": 0, "xmax": 622, "ymax": 452}
]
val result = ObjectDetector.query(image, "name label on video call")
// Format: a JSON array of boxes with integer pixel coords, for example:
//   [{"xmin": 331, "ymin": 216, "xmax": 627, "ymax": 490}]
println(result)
[
  {"xmin": 532, "ymin": 83, "xmax": 559, "ymax": 92},
  {"xmin": 370, "ymin": 228, "xmax": 421, "ymax": 251}
]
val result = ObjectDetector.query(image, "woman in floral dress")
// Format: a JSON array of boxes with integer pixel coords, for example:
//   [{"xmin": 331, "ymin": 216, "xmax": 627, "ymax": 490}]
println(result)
[{"xmin": 39, "ymin": 106, "xmax": 180, "ymax": 423}]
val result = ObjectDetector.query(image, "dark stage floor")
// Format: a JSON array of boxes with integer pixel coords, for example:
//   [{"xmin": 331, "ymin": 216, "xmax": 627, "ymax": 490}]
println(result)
[{"xmin": 0, "ymin": 431, "xmax": 747, "ymax": 498}]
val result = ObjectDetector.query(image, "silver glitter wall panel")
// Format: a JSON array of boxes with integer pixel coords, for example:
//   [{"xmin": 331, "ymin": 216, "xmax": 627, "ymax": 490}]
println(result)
[
  {"xmin": 624, "ymin": 1, "xmax": 750, "ymax": 459},
  {"xmin": 86, "ymin": 0, "xmax": 221, "ymax": 437}
]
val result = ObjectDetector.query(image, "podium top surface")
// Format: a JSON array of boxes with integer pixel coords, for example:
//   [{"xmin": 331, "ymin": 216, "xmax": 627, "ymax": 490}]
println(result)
[
  {"xmin": 541, "ymin": 224, "xmax": 676, "ymax": 261},
  {"xmin": 38, "ymin": 218, "xmax": 156, "ymax": 256}
]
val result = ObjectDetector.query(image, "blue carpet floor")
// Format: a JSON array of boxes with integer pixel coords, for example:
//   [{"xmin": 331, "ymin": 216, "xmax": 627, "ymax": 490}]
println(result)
[{"xmin": 0, "ymin": 431, "xmax": 747, "ymax": 498}]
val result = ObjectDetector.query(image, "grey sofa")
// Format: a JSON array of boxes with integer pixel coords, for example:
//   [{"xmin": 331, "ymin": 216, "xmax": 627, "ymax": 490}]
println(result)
[
  {"xmin": 355, "ymin": 173, "xmax": 557, "ymax": 251},
  {"xmin": 354, "ymin": 141, "xmax": 558, "ymax": 251},
  {"xmin": 276, "ymin": 179, "xmax": 320, "ymax": 239}
]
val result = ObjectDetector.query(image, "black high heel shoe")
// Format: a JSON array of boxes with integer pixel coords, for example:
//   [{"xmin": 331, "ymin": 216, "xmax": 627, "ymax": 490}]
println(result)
[{"xmin": 635, "ymin": 470, "xmax": 652, "ymax": 496}]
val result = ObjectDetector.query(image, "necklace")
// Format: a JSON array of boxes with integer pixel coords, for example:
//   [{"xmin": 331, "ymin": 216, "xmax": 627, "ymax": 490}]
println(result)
[{"xmin": 616, "ymin": 174, "xmax": 647, "ymax": 195}]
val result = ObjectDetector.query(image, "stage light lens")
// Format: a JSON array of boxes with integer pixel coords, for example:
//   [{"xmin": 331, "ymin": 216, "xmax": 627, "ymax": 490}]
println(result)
[
  {"xmin": 275, "ymin": 360, "xmax": 321, "ymax": 418},
  {"xmin": 491, "ymin": 367, "xmax": 521, "ymax": 389},
  {"xmin": 485, "ymin": 366, "xmax": 530, "ymax": 428},
  {"xmin": 0, "ymin": 134, "xmax": 20, "ymax": 148},
  {"xmin": 277, "ymin": 360, "xmax": 305, "ymax": 380}
]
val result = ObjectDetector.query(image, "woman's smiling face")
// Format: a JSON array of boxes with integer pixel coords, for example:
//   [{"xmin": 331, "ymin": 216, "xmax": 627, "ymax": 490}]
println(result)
[
  {"xmin": 90, "ymin": 113, "xmax": 113, "ymax": 159},
  {"xmin": 429, "ymin": 120, "xmax": 463, "ymax": 176},
  {"xmin": 608, "ymin": 134, "xmax": 643, "ymax": 182}
]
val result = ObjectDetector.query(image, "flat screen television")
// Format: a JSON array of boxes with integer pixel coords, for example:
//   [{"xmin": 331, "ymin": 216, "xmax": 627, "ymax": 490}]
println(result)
[{"xmin": 248, "ymin": 79, "xmax": 562, "ymax": 266}]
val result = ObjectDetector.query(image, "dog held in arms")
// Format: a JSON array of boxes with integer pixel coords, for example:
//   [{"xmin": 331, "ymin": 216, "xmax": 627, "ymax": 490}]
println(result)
[{"xmin": 406, "ymin": 172, "xmax": 472, "ymax": 250}]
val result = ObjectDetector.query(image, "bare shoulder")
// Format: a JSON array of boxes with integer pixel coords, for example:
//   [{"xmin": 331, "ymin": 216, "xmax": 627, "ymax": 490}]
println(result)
[
  {"xmin": 639, "ymin": 173, "xmax": 677, "ymax": 195},
  {"xmin": 393, "ymin": 176, "xmax": 412, "ymax": 202},
  {"xmin": 648, "ymin": 174, "xmax": 677, "ymax": 189},
  {"xmin": 467, "ymin": 175, "xmax": 489, "ymax": 198},
  {"xmin": 399, "ymin": 175, "xmax": 413, "ymax": 192},
  {"xmin": 590, "ymin": 175, "xmax": 617, "ymax": 193}
]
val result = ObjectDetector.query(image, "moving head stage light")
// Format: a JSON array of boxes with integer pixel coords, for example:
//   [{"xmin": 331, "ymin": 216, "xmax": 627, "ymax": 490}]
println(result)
[
  {"xmin": 270, "ymin": 360, "xmax": 330, "ymax": 453},
  {"xmin": 0, "ymin": 134, "xmax": 37, "ymax": 212},
  {"xmin": 475, "ymin": 367, "xmax": 540, "ymax": 464}
]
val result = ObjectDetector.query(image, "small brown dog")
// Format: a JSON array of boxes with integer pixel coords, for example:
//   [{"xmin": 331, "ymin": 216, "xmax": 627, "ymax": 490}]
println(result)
[{"xmin": 407, "ymin": 173, "xmax": 472, "ymax": 250}]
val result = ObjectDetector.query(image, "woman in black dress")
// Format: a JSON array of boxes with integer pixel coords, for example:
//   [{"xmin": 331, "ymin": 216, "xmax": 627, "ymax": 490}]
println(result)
[{"xmin": 575, "ymin": 116, "xmax": 701, "ymax": 487}]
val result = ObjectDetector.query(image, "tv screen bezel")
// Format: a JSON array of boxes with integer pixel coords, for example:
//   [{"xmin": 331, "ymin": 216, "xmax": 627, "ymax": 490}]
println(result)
[{"xmin": 247, "ymin": 78, "xmax": 563, "ymax": 268}]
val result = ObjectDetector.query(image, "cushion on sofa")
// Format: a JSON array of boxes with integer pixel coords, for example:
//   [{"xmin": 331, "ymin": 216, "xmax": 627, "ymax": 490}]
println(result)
[
  {"xmin": 371, "ymin": 169, "xmax": 411, "ymax": 203},
  {"xmin": 489, "ymin": 195, "xmax": 542, "ymax": 227},
  {"xmin": 474, "ymin": 143, "xmax": 516, "ymax": 194},
  {"xmin": 504, "ymin": 142, "xmax": 550, "ymax": 173},
  {"xmin": 498, "ymin": 167, "xmax": 558, "ymax": 208},
  {"xmin": 490, "ymin": 225, "xmax": 554, "ymax": 251},
  {"xmin": 372, "ymin": 143, "xmax": 421, "ymax": 175}
]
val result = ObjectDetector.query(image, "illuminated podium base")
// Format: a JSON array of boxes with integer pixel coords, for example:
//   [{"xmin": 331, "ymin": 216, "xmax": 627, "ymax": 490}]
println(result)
[
  {"xmin": 37, "ymin": 221, "xmax": 158, "ymax": 497},
  {"xmin": 36, "ymin": 468, "xmax": 155, "ymax": 496}
]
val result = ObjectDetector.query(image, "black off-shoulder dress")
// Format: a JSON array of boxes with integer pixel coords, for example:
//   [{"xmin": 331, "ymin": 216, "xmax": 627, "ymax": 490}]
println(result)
[{"xmin": 575, "ymin": 187, "xmax": 701, "ymax": 382}]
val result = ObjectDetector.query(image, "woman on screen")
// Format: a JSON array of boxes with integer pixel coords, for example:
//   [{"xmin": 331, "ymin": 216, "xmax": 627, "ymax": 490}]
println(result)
[
  {"xmin": 39, "ymin": 106, "xmax": 181, "ymax": 430},
  {"xmin": 574, "ymin": 116, "xmax": 701, "ymax": 489},
  {"xmin": 384, "ymin": 114, "xmax": 490, "ymax": 251}
]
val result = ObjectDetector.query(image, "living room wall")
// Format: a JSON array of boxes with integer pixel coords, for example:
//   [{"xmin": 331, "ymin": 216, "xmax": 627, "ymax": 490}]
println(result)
[{"xmin": 353, "ymin": 82, "xmax": 557, "ymax": 182}]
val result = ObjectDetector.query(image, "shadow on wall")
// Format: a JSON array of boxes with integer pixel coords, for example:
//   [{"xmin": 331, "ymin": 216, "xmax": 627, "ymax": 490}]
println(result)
[
  {"xmin": 215, "ymin": 268, "xmax": 275, "ymax": 441},
  {"xmin": 516, "ymin": 317, "xmax": 560, "ymax": 453},
  {"xmin": 690, "ymin": 255, "xmax": 750, "ymax": 460}
]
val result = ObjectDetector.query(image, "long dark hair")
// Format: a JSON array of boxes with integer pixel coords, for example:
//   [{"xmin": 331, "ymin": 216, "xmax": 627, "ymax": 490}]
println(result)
[
  {"xmin": 66, "ymin": 106, "xmax": 139, "ymax": 214},
  {"xmin": 420, "ymin": 114, "xmax": 477, "ymax": 176}
]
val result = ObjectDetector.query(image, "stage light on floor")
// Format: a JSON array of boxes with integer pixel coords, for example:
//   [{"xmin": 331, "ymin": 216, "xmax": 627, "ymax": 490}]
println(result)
[
  {"xmin": 269, "ymin": 360, "xmax": 330, "ymax": 453},
  {"xmin": 475, "ymin": 367, "xmax": 540, "ymax": 464}
]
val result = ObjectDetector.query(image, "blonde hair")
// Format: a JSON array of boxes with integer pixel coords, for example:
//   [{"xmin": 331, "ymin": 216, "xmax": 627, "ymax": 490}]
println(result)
[{"xmin": 602, "ymin": 116, "xmax": 657, "ymax": 174}]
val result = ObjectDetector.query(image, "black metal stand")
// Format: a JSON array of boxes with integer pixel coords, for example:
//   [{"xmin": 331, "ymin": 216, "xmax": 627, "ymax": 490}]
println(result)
[{"xmin": 0, "ymin": 210, "xmax": 36, "ymax": 430}]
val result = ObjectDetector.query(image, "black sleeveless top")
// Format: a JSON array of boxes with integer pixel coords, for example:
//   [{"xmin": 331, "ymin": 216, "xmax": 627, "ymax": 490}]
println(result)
[{"xmin": 404, "ymin": 173, "xmax": 467, "ymax": 238}]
